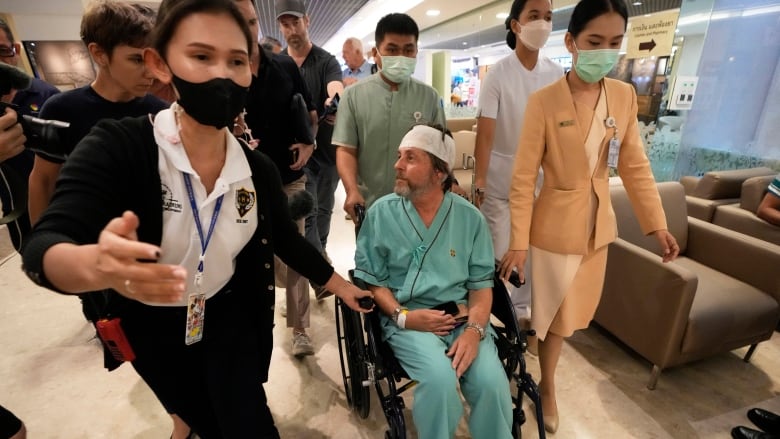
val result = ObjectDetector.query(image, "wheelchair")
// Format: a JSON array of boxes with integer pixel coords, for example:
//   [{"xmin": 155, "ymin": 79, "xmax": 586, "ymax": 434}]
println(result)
[{"xmin": 335, "ymin": 271, "xmax": 546, "ymax": 438}]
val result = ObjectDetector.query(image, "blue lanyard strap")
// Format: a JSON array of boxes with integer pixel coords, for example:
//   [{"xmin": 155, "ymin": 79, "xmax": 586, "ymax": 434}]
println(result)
[{"xmin": 183, "ymin": 173, "xmax": 224, "ymax": 274}]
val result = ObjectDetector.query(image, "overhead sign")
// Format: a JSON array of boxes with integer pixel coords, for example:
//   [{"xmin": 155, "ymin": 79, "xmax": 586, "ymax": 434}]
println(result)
[{"xmin": 626, "ymin": 9, "xmax": 680, "ymax": 60}]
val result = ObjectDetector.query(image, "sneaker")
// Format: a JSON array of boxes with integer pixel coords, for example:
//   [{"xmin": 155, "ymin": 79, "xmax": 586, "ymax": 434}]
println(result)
[
  {"xmin": 279, "ymin": 303, "xmax": 287, "ymax": 317},
  {"xmin": 292, "ymin": 332, "xmax": 315, "ymax": 357}
]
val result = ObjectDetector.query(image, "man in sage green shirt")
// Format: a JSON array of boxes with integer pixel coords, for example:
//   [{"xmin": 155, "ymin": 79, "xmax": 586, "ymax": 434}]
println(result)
[{"xmin": 333, "ymin": 12, "xmax": 445, "ymax": 218}]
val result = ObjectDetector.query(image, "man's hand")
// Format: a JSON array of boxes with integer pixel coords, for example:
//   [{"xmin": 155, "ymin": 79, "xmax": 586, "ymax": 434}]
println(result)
[
  {"xmin": 447, "ymin": 328, "xmax": 480, "ymax": 378},
  {"xmin": 0, "ymin": 107, "xmax": 25, "ymax": 163},
  {"xmin": 405, "ymin": 309, "xmax": 456, "ymax": 336},
  {"xmin": 288, "ymin": 143, "xmax": 314, "ymax": 171},
  {"xmin": 96, "ymin": 211, "xmax": 187, "ymax": 303},
  {"xmin": 499, "ymin": 250, "xmax": 527, "ymax": 284},
  {"xmin": 472, "ymin": 177, "xmax": 486, "ymax": 208},
  {"xmin": 322, "ymin": 96, "xmax": 337, "ymax": 126},
  {"xmin": 344, "ymin": 190, "xmax": 366, "ymax": 224}
]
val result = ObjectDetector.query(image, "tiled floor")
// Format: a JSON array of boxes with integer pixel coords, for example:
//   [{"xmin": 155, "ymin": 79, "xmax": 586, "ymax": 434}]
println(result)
[{"xmin": 1, "ymin": 184, "xmax": 779, "ymax": 438}]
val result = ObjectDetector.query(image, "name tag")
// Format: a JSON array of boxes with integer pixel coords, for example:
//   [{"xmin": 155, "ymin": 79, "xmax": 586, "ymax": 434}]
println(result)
[
  {"xmin": 558, "ymin": 120, "xmax": 575, "ymax": 127},
  {"xmin": 607, "ymin": 137, "xmax": 620, "ymax": 169}
]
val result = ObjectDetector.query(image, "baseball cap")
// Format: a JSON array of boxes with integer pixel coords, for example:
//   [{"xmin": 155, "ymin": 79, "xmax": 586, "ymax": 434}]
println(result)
[{"xmin": 275, "ymin": 0, "xmax": 306, "ymax": 19}]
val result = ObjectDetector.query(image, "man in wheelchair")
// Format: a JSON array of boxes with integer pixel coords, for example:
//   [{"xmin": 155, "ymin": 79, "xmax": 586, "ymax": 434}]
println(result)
[{"xmin": 353, "ymin": 123, "xmax": 513, "ymax": 439}]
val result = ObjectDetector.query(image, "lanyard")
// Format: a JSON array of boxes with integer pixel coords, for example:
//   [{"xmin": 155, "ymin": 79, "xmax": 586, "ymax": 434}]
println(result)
[{"xmin": 183, "ymin": 173, "xmax": 224, "ymax": 289}]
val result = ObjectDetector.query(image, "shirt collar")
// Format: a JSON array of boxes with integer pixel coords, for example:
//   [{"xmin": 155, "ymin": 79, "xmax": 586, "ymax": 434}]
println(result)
[{"xmin": 153, "ymin": 104, "xmax": 251, "ymax": 187}]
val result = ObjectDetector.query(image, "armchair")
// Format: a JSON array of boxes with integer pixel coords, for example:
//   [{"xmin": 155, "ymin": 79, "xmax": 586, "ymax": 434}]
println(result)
[
  {"xmin": 594, "ymin": 182, "xmax": 780, "ymax": 390},
  {"xmin": 680, "ymin": 167, "xmax": 775, "ymax": 221}
]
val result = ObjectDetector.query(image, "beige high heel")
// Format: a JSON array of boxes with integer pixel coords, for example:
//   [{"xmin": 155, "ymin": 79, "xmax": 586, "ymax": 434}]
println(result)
[
  {"xmin": 538, "ymin": 382, "xmax": 559, "ymax": 433},
  {"xmin": 543, "ymin": 411, "xmax": 559, "ymax": 433}
]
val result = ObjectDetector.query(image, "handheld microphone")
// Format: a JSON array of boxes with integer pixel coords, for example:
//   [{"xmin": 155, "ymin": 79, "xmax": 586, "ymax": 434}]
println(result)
[
  {"xmin": 288, "ymin": 190, "xmax": 314, "ymax": 221},
  {"xmin": 0, "ymin": 63, "xmax": 32, "ymax": 96}
]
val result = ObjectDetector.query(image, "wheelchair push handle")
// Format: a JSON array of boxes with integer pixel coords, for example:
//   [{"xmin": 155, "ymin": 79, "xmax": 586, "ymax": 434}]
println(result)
[
  {"xmin": 495, "ymin": 265, "xmax": 525, "ymax": 288},
  {"xmin": 358, "ymin": 296, "xmax": 375, "ymax": 310},
  {"xmin": 353, "ymin": 204, "xmax": 366, "ymax": 227}
]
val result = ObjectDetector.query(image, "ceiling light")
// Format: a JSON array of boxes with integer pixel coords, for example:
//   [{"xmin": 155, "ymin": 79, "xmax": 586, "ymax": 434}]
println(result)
[
  {"xmin": 462, "ymin": 41, "xmax": 468, "ymax": 45},
  {"xmin": 633, "ymin": 1, "xmax": 642, "ymax": 5},
  {"xmin": 426, "ymin": 9, "xmax": 440, "ymax": 16},
  {"xmin": 496, "ymin": 12, "xmax": 509, "ymax": 20}
]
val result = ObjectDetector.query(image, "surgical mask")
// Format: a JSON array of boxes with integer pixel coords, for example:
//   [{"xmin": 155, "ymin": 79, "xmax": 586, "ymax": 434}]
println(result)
[
  {"xmin": 379, "ymin": 55, "xmax": 416, "ymax": 83},
  {"xmin": 518, "ymin": 19, "xmax": 552, "ymax": 50},
  {"xmin": 572, "ymin": 42, "xmax": 620, "ymax": 84},
  {"xmin": 171, "ymin": 74, "xmax": 248, "ymax": 129}
]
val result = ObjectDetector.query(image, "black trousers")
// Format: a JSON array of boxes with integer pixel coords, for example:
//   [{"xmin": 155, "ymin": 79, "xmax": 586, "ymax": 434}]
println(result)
[{"xmin": 120, "ymin": 287, "xmax": 279, "ymax": 438}]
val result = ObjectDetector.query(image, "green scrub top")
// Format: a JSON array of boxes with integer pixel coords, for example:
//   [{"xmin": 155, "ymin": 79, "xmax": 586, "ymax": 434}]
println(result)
[
  {"xmin": 354, "ymin": 192, "xmax": 494, "ymax": 339},
  {"xmin": 332, "ymin": 74, "xmax": 446, "ymax": 207}
]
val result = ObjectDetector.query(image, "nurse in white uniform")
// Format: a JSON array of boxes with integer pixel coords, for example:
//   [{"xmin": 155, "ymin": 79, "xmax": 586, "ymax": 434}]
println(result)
[{"xmin": 473, "ymin": 0, "xmax": 563, "ymax": 320}]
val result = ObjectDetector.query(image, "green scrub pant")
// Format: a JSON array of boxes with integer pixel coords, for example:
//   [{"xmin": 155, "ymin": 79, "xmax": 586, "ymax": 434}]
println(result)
[{"xmin": 386, "ymin": 326, "xmax": 513, "ymax": 439}]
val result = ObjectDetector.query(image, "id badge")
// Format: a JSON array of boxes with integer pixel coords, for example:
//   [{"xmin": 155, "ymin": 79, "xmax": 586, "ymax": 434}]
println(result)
[
  {"xmin": 185, "ymin": 293, "xmax": 207, "ymax": 345},
  {"xmin": 607, "ymin": 137, "xmax": 620, "ymax": 169}
]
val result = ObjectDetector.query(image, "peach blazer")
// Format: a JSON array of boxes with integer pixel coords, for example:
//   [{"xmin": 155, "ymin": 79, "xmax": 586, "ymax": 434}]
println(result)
[{"xmin": 509, "ymin": 76, "xmax": 667, "ymax": 255}]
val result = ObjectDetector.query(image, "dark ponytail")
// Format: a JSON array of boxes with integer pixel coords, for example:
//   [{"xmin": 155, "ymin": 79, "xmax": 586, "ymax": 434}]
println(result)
[
  {"xmin": 568, "ymin": 0, "xmax": 628, "ymax": 37},
  {"xmin": 504, "ymin": 0, "xmax": 530, "ymax": 49}
]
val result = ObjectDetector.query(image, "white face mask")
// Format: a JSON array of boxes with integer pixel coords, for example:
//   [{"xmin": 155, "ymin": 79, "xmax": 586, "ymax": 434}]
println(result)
[
  {"xmin": 518, "ymin": 19, "xmax": 552, "ymax": 51},
  {"xmin": 378, "ymin": 54, "xmax": 416, "ymax": 83}
]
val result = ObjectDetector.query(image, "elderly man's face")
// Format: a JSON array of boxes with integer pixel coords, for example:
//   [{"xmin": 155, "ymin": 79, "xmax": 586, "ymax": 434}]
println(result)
[{"xmin": 394, "ymin": 146, "xmax": 440, "ymax": 199}]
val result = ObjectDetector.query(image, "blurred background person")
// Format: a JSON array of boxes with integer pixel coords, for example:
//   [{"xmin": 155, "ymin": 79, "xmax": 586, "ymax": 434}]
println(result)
[
  {"xmin": 260, "ymin": 36, "xmax": 283, "ymax": 54},
  {"xmin": 0, "ymin": 18, "xmax": 59, "ymax": 251},
  {"xmin": 341, "ymin": 37, "xmax": 372, "ymax": 87},
  {"xmin": 277, "ymin": 0, "xmax": 344, "ymax": 311}
]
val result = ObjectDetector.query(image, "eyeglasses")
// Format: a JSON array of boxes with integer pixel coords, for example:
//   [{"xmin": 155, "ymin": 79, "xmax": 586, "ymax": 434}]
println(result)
[{"xmin": 0, "ymin": 45, "xmax": 16, "ymax": 57}]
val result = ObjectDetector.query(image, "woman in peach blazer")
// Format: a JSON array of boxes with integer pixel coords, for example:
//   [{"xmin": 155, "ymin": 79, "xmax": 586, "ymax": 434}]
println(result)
[{"xmin": 499, "ymin": 0, "xmax": 679, "ymax": 433}]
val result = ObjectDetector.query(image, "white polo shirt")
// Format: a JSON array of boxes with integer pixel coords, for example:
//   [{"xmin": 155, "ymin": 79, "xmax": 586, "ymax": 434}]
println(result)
[{"xmin": 151, "ymin": 105, "xmax": 258, "ymax": 306}]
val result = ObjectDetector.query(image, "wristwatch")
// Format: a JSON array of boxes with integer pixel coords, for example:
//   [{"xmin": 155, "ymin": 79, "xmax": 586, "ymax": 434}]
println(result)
[{"xmin": 465, "ymin": 322, "xmax": 486, "ymax": 340}]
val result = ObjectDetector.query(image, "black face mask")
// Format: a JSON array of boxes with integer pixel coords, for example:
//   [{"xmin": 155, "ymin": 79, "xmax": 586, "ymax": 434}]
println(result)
[{"xmin": 171, "ymin": 75, "xmax": 248, "ymax": 129}]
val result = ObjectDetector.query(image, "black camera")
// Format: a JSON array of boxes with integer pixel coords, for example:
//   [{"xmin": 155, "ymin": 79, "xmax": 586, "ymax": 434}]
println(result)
[
  {"xmin": 1, "ymin": 64, "xmax": 69, "ymax": 160},
  {"xmin": 1, "ymin": 101, "xmax": 69, "ymax": 160}
]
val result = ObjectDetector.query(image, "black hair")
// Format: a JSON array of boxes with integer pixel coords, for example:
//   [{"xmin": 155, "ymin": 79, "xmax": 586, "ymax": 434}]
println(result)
[
  {"xmin": 568, "ymin": 0, "xmax": 628, "ymax": 37},
  {"xmin": 375, "ymin": 13, "xmax": 419, "ymax": 46},
  {"xmin": 154, "ymin": 0, "xmax": 253, "ymax": 60},
  {"xmin": 0, "ymin": 18, "xmax": 14, "ymax": 43},
  {"xmin": 504, "ymin": 0, "xmax": 531, "ymax": 50},
  {"xmin": 260, "ymin": 36, "xmax": 282, "ymax": 51}
]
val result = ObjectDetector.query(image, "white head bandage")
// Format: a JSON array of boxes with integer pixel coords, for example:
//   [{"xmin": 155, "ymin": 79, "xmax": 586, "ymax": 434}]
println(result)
[{"xmin": 398, "ymin": 125, "xmax": 456, "ymax": 172}]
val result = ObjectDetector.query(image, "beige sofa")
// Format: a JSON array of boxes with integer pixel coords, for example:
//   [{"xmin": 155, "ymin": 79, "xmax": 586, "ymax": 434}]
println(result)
[
  {"xmin": 594, "ymin": 182, "xmax": 780, "ymax": 390},
  {"xmin": 712, "ymin": 175, "xmax": 780, "ymax": 246},
  {"xmin": 681, "ymin": 167, "xmax": 776, "ymax": 221},
  {"xmin": 452, "ymin": 131, "xmax": 476, "ymax": 199},
  {"xmin": 447, "ymin": 117, "xmax": 477, "ymax": 133}
]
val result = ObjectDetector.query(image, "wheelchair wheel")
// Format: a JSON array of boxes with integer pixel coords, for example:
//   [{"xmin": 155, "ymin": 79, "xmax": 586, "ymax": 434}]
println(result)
[
  {"xmin": 335, "ymin": 297, "xmax": 371, "ymax": 418},
  {"xmin": 384, "ymin": 399, "xmax": 406, "ymax": 439}
]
